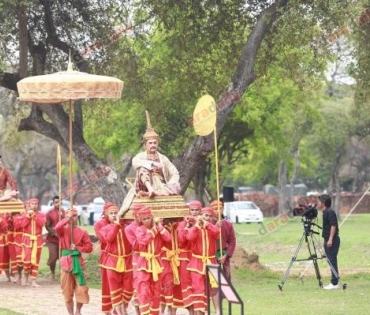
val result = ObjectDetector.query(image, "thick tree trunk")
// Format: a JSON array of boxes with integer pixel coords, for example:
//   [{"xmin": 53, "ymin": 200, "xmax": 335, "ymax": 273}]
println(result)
[
  {"xmin": 192, "ymin": 160, "xmax": 210, "ymax": 205},
  {"xmin": 2, "ymin": 0, "xmax": 290, "ymax": 205},
  {"xmin": 18, "ymin": 4, "xmax": 28, "ymax": 79}
]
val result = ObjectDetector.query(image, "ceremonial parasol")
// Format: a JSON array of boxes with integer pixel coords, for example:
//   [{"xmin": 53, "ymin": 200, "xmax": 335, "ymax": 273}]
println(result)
[
  {"xmin": 193, "ymin": 94, "xmax": 224, "ymax": 291},
  {"xmin": 17, "ymin": 56, "xmax": 123, "ymax": 230},
  {"xmin": 192, "ymin": 95, "xmax": 223, "ymax": 243},
  {"xmin": 193, "ymin": 94, "xmax": 220, "ymax": 203}
]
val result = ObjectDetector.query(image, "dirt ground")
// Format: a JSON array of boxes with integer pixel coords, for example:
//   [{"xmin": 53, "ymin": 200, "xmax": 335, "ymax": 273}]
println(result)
[{"xmin": 0, "ymin": 274, "xmax": 189, "ymax": 315}]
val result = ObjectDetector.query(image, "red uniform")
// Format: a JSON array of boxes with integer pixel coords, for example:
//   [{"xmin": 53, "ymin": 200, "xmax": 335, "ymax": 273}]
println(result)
[
  {"xmin": 19, "ymin": 211, "xmax": 46, "ymax": 278},
  {"xmin": 6, "ymin": 214, "xmax": 18, "ymax": 275},
  {"xmin": 12, "ymin": 213, "xmax": 24, "ymax": 269},
  {"xmin": 55, "ymin": 217, "xmax": 93, "ymax": 304},
  {"xmin": 125, "ymin": 220, "xmax": 142, "ymax": 308},
  {"xmin": 135, "ymin": 224, "xmax": 171, "ymax": 315},
  {"xmin": 0, "ymin": 214, "xmax": 9, "ymax": 274},
  {"xmin": 94, "ymin": 217, "xmax": 112, "ymax": 313},
  {"xmin": 100, "ymin": 221, "xmax": 133, "ymax": 307},
  {"xmin": 161, "ymin": 222, "xmax": 182, "ymax": 308},
  {"xmin": 186, "ymin": 221, "xmax": 220, "ymax": 312},
  {"xmin": 45, "ymin": 207, "xmax": 64, "ymax": 273},
  {"xmin": 217, "ymin": 219, "xmax": 236, "ymax": 279},
  {"xmin": 177, "ymin": 220, "xmax": 194, "ymax": 308}
]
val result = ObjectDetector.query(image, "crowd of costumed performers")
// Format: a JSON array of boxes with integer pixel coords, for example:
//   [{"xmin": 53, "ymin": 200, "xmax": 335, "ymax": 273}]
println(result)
[{"xmin": 0, "ymin": 113, "xmax": 236, "ymax": 315}]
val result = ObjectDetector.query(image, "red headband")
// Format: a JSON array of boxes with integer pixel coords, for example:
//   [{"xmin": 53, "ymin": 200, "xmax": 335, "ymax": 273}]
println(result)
[
  {"xmin": 210, "ymin": 200, "xmax": 223, "ymax": 210},
  {"xmin": 189, "ymin": 200, "xmax": 202, "ymax": 209},
  {"xmin": 103, "ymin": 202, "xmax": 115, "ymax": 214},
  {"xmin": 28, "ymin": 198, "xmax": 39, "ymax": 205},
  {"xmin": 137, "ymin": 205, "xmax": 152, "ymax": 218},
  {"xmin": 132, "ymin": 202, "xmax": 145, "ymax": 214},
  {"xmin": 201, "ymin": 207, "xmax": 216, "ymax": 216}
]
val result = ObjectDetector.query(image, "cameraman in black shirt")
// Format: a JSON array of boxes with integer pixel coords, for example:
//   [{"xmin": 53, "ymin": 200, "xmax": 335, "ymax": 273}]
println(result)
[{"xmin": 318, "ymin": 194, "xmax": 340, "ymax": 290}]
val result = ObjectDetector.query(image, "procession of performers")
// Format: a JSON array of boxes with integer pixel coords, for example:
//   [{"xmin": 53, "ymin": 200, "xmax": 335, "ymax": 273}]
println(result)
[{"xmin": 0, "ymin": 113, "xmax": 237, "ymax": 315}]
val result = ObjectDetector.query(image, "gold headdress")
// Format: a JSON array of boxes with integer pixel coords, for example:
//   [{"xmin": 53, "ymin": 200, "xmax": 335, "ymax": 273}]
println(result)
[{"xmin": 142, "ymin": 110, "xmax": 160, "ymax": 142}]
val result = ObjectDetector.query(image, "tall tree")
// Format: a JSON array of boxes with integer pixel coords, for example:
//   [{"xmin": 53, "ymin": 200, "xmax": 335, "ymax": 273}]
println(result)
[{"xmin": 0, "ymin": 0, "xmax": 359, "ymax": 205}]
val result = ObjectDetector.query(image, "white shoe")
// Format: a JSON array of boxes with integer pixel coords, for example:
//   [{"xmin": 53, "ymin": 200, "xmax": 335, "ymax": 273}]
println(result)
[{"xmin": 324, "ymin": 283, "xmax": 340, "ymax": 290}]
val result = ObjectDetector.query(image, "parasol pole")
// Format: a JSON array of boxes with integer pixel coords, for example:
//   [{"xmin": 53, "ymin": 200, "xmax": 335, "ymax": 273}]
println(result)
[
  {"xmin": 67, "ymin": 51, "xmax": 74, "ymax": 243},
  {"xmin": 68, "ymin": 99, "xmax": 74, "ymax": 243},
  {"xmin": 213, "ymin": 121, "xmax": 223, "ymax": 257},
  {"xmin": 57, "ymin": 144, "xmax": 62, "ymax": 205},
  {"xmin": 57, "ymin": 144, "xmax": 62, "ymax": 261}
]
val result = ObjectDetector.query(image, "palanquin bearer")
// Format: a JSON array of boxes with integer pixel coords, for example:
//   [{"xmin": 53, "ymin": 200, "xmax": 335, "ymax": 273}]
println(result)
[
  {"xmin": 19, "ymin": 198, "xmax": 46, "ymax": 287},
  {"xmin": 160, "ymin": 218, "xmax": 182, "ymax": 315},
  {"xmin": 12, "ymin": 200, "xmax": 29, "ymax": 284},
  {"xmin": 100, "ymin": 204, "xmax": 134, "ymax": 315},
  {"xmin": 95, "ymin": 202, "xmax": 115, "ymax": 315},
  {"xmin": 0, "ymin": 190, "xmax": 22, "ymax": 282},
  {"xmin": 135, "ymin": 205, "xmax": 171, "ymax": 315},
  {"xmin": 210, "ymin": 200, "xmax": 236, "ymax": 281},
  {"xmin": 0, "ymin": 190, "xmax": 24, "ymax": 283},
  {"xmin": 210, "ymin": 200, "xmax": 236, "ymax": 314},
  {"xmin": 56, "ymin": 208, "xmax": 93, "ymax": 315},
  {"xmin": 124, "ymin": 202, "xmax": 145, "ymax": 315},
  {"xmin": 177, "ymin": 200, "xmax": 203, "ymax": 315},
  {"xmin": 0, "ymin": 213, "xmax": 10, "ymax": 278},
  {"xmin": 186, "ymin": 207, "xmax": 220, "ymax": 315},
  {"xmin": 6, "ymin": 211, "xmax": 19, "ymax": 281}
]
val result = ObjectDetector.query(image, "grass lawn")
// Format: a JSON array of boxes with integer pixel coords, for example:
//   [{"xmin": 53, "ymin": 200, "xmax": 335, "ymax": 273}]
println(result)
[
  {"xmin": 233, "ymin": 213, "xmax": 370, "ymax": 271},
  {"xmin": 6, "ymin": 213, "xmax": 369, "ymax": 314}
]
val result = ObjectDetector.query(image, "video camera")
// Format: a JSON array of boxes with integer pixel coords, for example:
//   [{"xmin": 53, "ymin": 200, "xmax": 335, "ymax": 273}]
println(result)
[{"xmin": 292, "ymin": 203, "xmax": 318, "ymax": 220}]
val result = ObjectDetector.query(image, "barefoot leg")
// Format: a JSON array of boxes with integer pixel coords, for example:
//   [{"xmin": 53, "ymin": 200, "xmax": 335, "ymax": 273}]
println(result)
[
  {"xmin": 75, "ymin": 302, "xmax": 83, "ymax": 315},
  {"xmin": 31, "ymin": 278, "xmax": 41, "ymax": 288}
]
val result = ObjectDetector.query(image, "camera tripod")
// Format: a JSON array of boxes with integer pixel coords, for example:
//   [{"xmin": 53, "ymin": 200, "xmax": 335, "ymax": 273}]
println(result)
[{"xmin": 278, "ymin": 219, "xmax": 334, "ymax": 291}]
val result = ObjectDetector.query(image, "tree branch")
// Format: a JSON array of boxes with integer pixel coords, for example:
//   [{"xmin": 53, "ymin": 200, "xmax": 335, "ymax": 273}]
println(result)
[{"xmin": 175, "ymin": 0, "xmax": 290, "ymax": 192}]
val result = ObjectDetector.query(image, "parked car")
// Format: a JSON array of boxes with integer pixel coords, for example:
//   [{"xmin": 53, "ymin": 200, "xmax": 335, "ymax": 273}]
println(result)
[
  {"xmin": 87, "ymin": 197, "xmax": 105, "ymax": 224},
  {"xmin": 223, "ymin": 201, "xmax": 263, "ymax": 224}
]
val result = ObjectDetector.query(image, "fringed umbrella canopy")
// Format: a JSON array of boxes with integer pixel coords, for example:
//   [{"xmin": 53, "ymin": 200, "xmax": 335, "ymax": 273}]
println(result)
[
  {"xmin": 17, "ymin": 61, "xmax": 123, "ymax": 241},
  {"xmin": 17, "ymin": 70, "xmax": 123, "ymax": 103}
]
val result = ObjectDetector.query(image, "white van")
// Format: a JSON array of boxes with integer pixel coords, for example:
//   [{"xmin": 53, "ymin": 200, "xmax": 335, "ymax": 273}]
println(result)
[{"xmin": 224, "ymin": 201, "xmax": 263, "ymax": 224}]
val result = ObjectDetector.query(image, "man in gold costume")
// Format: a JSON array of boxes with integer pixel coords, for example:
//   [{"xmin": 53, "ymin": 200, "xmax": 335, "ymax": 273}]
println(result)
[{"xmin": 119, "ymin": 111, "xmax": 180, "ymax": 215}]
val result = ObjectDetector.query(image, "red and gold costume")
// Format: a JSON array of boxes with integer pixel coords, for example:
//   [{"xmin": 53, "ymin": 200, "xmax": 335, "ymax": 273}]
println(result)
[
  {"xmin": 124, "ymin": 203, "xmax": 144, "ymax": 310},
  {"xmin": 55, "ymin": 213, "xmax": 93, "ymax": 305},
  {"xmin": 6, "ymin": 213, "xmax": 19, "ymax": 275},
  {"xmin": 0, "ymin": 214, "xmax": 10, "ymax": 274},
  {"xmin": 13, "ymin": 211, "xmax": 25, "ymax": 270},
  {"xmin": 177, "ymin": 200, "xmax": 202, "ymax": 309},
  {"xmin": 100, "ymin": 210, "xmax": 133, "ymax": 309},
  {"xmin": 94, "ymin": 202, "xmax": 113, "ymax": 314},
  {"xmin": 160, "ymin": 221, "xmax": 181, "ymax": 309},
  {"xmin": 210, "ymin": 200, "xmax": 236, "ymax": 280},
  {"xmin": 177, "ymin": 220, "xmax": 195, "ymax": 308},
  {"xmin": 186, "ymin": 207, "xmax": 220, "ymax": 313},
  {"xmin": 19, "ymin": 199, "xmax": 46, "ymax": 279},
  {"xmin": 135, "ymin": 206, "xmax": 171, "ymax": 315}
]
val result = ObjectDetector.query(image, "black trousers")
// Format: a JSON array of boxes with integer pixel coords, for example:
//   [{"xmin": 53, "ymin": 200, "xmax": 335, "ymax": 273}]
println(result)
[{"xmin": 324, "ymin": 235, "xmax": 340, "ymax": 285}]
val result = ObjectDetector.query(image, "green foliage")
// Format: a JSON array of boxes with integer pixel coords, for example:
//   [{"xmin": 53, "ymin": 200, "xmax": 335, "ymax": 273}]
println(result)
[{"xmin": 222, "ymin": 63, "xmax": 321, "ymax": 186}]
